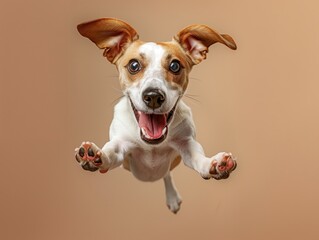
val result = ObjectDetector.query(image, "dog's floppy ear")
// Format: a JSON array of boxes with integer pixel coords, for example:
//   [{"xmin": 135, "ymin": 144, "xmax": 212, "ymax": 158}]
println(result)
[
  {"xmin": 174, "ymin": 24, "xmax": 237, "ymax": 64},
  {"xmin": 77, "ymin": 18, "xmax": 139, "ymax": 63}
]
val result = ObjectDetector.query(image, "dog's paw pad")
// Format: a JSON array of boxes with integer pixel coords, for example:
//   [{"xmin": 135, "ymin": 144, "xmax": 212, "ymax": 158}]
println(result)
[
  {"xmin": 75, "ymin": 142, "xmax": 106, "ymax": 172},
  {"xmin": 210, "ymin": 152, "xmax": 237, "ymax": 180}
]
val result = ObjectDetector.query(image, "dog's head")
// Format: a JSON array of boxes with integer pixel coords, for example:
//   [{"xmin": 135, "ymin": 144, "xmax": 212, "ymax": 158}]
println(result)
[{"xmin": 77, "ymin": 18, "xmax": 236, "ymax": 144}]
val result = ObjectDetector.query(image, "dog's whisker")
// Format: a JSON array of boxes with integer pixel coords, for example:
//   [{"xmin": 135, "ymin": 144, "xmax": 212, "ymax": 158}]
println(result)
[
  {"xmin": 185, "ymin": 91, "xmax": 198, "ymax": 96},
  {"xmin": 185, "ymin": 94, "xmax": 201, "ymax": 103},
  {"xmin": 185, "ymin": 93, "xmax": 199, "ymax": 97},
  {"xmin": 189, "ymin": 77, "xmax": 202, "ymax": 82}
]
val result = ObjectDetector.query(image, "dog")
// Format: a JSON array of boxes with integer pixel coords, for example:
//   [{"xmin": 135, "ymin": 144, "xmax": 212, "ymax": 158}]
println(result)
[{"xmin": 75, "ymin": 18, "xmax": 237, "ymax": 213}]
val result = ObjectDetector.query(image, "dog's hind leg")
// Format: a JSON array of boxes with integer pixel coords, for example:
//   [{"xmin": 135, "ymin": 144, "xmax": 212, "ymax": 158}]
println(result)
[{"xmin": 163, "ymin": 172, "xmax": 182, "ymax": 214}]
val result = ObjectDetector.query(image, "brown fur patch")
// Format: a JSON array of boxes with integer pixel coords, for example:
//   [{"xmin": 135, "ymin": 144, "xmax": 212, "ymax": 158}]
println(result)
[
  {"xmin": 157, "ymin": 41, "xmax": 193, "ymax": 92},
  {"xmin": 170, "ymin": 155, "xmax": 182, "ymax": 171},
  {"xmin": 122, "ymin": 158, "xmax": 131, "ymax": 171},
  {"xmin": 116, "ymin": 40, "xmax": 147, "ymax": 88}
]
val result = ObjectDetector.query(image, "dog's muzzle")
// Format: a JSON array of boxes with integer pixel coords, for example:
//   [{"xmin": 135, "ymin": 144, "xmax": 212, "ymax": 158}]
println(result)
[{"xmin": 129, "ymin": 97, "xmax": 177, "ymax": 145}]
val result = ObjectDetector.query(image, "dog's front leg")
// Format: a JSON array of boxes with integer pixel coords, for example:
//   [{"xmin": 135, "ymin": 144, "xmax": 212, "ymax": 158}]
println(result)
[
  {"xmin": 75, "ymin": 139, "xmax": 133, "ymax": 174},
  {"xmin": 174, "ymin": 138, "xmax": 237, "ymax": 180}
]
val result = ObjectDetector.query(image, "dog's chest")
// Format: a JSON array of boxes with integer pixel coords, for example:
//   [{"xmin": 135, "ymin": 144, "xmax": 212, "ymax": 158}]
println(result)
[{"xmin": 127, "ymin": 145, "xmax": 178, "ymax": 181}]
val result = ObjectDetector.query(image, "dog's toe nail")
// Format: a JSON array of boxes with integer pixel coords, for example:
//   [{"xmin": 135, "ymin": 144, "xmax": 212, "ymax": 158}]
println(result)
[
  {"xmin": 222, "ymin": 172, "xmax": 230, "ymax": 179},
  {"xmin": 231, "ymin": 161, "xmax": 237, "ymax": 171},
  {"xmin": 99, "ymin": 169, "xmax": 108, "ymax": 174},
  {"xmin": 75, "ymin": 154, "xmax": 81, "ymax": 163},
  {"xmin": 82, "ymin": 162, "xmax": 98, "ymax": 172},
  {"xmin": 79, "ymin": 147, "xmax": 85, "ymax": 157},
  {"xmin": 209, "ymin": 167, "xmax": 217, "ymax": 175},
  {"xmin": 202, "ymin": 176, "xmax": 210, "ymax": 180},
  {"xmin": 82, "ymin": 162, "xmax": 90, "ymax": 171}
]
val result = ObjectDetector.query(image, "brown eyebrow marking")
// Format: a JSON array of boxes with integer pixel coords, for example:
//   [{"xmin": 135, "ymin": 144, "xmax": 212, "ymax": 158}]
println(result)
[{"xmin": 156, "ymin": 41, "xmax": 191, "ymax": 92}]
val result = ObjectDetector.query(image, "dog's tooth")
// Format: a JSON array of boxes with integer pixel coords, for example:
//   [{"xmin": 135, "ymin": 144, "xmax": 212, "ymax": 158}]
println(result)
[
  {"xmin": 142, "ymin": 128, "xmax": 148, "ymax": 138},
  {"xmin": 162, "ymin": 127, "xmax": 167, "ymax": 135},
  {"xmin": 142, "ymin": 128, "xmax": 153, "ymax": 139}
]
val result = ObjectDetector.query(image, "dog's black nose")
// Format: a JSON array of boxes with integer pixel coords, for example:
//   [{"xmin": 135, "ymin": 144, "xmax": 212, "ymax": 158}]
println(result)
[{"xmin": 142, "ymin": 89, "xmax": 165, "ymax": 109}]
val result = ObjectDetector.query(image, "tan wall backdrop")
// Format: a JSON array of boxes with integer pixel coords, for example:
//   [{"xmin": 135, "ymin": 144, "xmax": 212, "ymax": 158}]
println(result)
[{"xmin": 1, "ymin": 0, "xmax": 319, "ymax": 239}]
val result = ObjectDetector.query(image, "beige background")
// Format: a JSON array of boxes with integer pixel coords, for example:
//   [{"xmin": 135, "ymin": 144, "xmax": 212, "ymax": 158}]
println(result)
[{"xmin": 1, "ymin": 0, "xmax": 319, "ymax": 239}]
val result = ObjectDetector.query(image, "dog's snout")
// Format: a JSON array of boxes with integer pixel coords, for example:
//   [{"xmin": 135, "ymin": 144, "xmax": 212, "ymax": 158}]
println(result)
[{"xmin": 142, "ymin": 89, "xmax": 165, "ymax": 109}]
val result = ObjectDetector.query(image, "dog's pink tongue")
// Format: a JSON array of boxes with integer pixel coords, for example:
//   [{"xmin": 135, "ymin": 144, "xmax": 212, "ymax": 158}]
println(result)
[{"xmin": 139, "ymin": 113, "xmax": 166, "ymax": 139}]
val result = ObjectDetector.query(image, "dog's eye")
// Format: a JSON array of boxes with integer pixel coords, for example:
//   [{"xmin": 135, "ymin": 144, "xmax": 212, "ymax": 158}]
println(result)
[
  {"xmin": 169, "ymin": 60, "xmax": 181, "ymax": 74},
  {"xmin": 127, "ymin": 59, "xmax": 141, "ymax": 74}
]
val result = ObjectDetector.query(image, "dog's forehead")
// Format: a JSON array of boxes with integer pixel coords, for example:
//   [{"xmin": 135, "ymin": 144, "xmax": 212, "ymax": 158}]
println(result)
[
  {"xmin": 137, "ymin": 41, "xmax": 189, "ymax": 67},
  {"xmin": 138, "ymin": 42, "xmax": 165, "ymax": 67},
  {"xmin": 139, "ymin": 42, "xmax": 165, "ymax": 56}
]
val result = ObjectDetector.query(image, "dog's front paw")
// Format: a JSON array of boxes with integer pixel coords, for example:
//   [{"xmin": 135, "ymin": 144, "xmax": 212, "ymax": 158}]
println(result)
[
  {"xmin": 209, "ymin": 152, "xmax": 237, "ymax": 180},
  {"xmin": 75, "ymin": 142, "xmax": 108, "ymax": 173}
]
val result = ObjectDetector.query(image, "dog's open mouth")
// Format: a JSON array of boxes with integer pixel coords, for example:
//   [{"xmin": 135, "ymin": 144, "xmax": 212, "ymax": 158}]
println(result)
[{"xmin": 130, "ymin": 99, "xmax": 177, "ymax": 144}]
